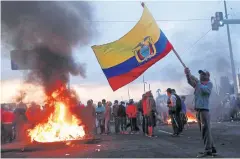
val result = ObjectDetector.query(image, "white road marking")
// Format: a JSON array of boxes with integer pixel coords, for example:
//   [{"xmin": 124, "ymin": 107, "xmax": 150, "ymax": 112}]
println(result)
[{"xmin": 158, "ymin": 129, "xmax": 172, "ymax": 135}]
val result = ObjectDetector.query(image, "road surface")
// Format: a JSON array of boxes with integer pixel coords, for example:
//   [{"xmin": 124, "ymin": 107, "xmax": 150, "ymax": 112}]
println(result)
[{"xmin": 2, "ymin": 121, "xmax": 240, "ymax": 158}]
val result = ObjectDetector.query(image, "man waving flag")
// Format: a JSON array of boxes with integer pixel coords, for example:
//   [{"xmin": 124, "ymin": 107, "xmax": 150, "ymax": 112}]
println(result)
[{"xmin": 91, "ymin": 3, "xmax": 173, "ymax": 91}]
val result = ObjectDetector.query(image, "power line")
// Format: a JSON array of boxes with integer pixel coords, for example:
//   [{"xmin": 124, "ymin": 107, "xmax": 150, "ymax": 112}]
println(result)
[
  {"xmin": 184, "ymin": 28, "xmax": 212, "ymax": 53},
  {"xmin": 84, "ymin": 19, "xmax": 209, "ymax": 23}
]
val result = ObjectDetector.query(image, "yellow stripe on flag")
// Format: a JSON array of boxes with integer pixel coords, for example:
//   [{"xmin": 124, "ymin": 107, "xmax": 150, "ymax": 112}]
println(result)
[{"xmin": 91, "ymin": 5, "xmax": 160, "ymax": 69}]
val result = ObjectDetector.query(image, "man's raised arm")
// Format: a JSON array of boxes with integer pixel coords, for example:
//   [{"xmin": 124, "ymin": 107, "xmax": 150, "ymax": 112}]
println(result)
[{"xmin": 184, "ymin": 68, "xmax": 199, "ymax": 88}]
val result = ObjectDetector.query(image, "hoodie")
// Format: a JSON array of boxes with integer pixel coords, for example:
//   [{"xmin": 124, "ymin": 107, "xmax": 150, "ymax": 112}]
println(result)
[
  {"xmin": 186, "ymin": 74, "xmax": 212, "ymax": 110},
  {"xmin": 96, "ymin": 106, "xmax": 105, "ymax": 120}
]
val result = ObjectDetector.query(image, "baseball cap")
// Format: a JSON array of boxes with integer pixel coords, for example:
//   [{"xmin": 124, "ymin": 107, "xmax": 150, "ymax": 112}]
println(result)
[{"xmin": 198, "ymin": 69, "xmax": 210, "ymax": 77}]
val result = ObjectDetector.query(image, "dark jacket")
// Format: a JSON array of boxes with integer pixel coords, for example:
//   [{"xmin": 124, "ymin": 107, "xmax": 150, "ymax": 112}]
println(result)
[{"xmin": 117, "ymin": 104, "xmax": 126, "ymax": 117}]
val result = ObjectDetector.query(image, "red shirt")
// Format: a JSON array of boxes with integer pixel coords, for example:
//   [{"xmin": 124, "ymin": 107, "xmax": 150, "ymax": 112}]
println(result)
[
  {"xmin": 126, "ymin": 104, "xmax": 137, "ymax": 118},
  {"xmin": 0, "ymin": 108, "xmax": 4, "ymax": 122},
  {"xmin": 2, "ymin": 111, "xmax": 15, "ymax": 123},
  {"xmin": 142, "ymin": 98, "xmax": 148, "ymax": 116}
]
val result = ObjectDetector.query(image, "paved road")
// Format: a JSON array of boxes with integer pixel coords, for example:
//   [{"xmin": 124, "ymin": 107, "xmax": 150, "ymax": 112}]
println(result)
[{"xmin": 2, "ymin": 121, "xmax": 240, "ymax": 158}]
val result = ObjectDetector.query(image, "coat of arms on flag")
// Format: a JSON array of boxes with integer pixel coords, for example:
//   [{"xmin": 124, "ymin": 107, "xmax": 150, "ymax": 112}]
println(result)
[{"xmin": 92, "ymin": 4, "xmax": 173, "ymax": 91}]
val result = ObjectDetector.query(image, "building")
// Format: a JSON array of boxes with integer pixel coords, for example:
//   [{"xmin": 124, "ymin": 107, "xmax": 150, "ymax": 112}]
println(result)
[
  {"xmin": 219, "ymin": 76, "xmax": 233, "ymax": 98},
  {"xmin": 238, "ymin": 74, "xmax": 240, "ymax": 93}
]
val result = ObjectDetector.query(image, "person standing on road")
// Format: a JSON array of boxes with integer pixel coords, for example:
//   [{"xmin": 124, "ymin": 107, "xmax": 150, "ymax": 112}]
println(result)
[
  {"xmin": 171, "ymin": 89, "xmax": 183, "ymax": 133},
  {"xmin": 126, "ymin": 99, "xmax": 138, "ymax": 133},
  {"xmin": 2, "ymin": 105, "xmax": 15, "ymax": 143},
  {"xmin": 96, "ymin": 102, "xmax": 105, "ymax": 134},
  {"xmin": 112, "ymin": 100, "xmax": 120, "ymax": 134},
  {"xmin": 14, "ymin": 102, "xmax": 27, "ymax": 142},
  {"xmin": 86, "ymin": 100, "xmax": 96, "ymax": 136},
  {"xmin": 102, "ymin": 99, "xmax": 107, "ymax": 107},
  {"xmin": 138, "ymin": 94, "xmax": 148, "ymax": 135},
  {"xmin": 104, "ymin": 101, "xmax": 112, "ymax": 134},
  {"xmin": 143, "ymin": 91, "xmax": 156, "ymax": 137},
  {"xmin": 185, "ymin": 68, "xmax": 217, "ymax": 157},
  {"xmin": 118, "ymin": 101, "xmax": 127, "ymax": 134},
  {"xmin": 166, "ymin": 88, "xmax": 180, "ymax": 137},
  {"xmin": 180, "ymin": 96, "xmax": 187, "ymax": 130}
]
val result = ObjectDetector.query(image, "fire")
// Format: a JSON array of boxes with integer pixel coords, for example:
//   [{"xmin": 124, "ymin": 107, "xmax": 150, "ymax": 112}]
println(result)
[
  {"xmin": 166, "ymin": 112, "xmax": 198, "ymax": 125},
  {"xmin": 27, "ymin": 86, "xmax": 85, "ymax": 143}
]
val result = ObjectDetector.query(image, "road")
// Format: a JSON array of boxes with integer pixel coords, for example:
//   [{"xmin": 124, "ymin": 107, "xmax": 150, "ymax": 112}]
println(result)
[{"xmin": 1, "ymin": 121, "xmax": 240, "ymax": 158}]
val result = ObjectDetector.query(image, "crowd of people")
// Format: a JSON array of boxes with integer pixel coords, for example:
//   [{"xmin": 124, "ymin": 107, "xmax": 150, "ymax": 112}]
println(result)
[
  {"xmin": 1, "ymin": 89, "xmax": 189, "ymax": 144},
  {"xmin": 1, "ymin": 68, "xmax": 240, "ymax": 157},
  {"xmin": 219, "ymin": 93, "xmax": 240, "ymax": 121}
]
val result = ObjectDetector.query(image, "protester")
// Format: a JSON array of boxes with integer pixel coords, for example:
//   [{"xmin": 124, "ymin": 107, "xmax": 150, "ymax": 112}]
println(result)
[
  {"xmin": 142, "ymin": 91, "xmax": 156, "ymax": 137},
  {"xmin": 171, "ymin": 89, "xmax": 183, "ymax": 133},
  {"xmin": 237, "ymin": 95, "xmax": 240, "ymax": 110},
  {"xmin": 126, "ymin": 99, "xmax": 138, "ymax": 133},
  {"xmin": 166, "ymin": 88, "xmax": 180, "ymax": 137},
  {"xmin": 185, "ymin": 68, "xmax": 217, "ymax": 157},
  {"xmin": 230, "ymin": 96, "xmax": 238, "ymax": 120},
  {"xmin": 112, "ymin": 100, "xmax": 120, "ymax": 133},
  {"xmin": 102, "ymin": 99, "xmax": 107, "ymax": 107},
  {"xmin": 2, "ymin": 105, "xmax": 15, "ymax": 143},
  {"xmin": 85, "ymin": 100, "xmax": 96, "ymax": 136},
  {"xmin": 118, "ymin": 101, "xmax": 127, "ymax": 134},
  {"xmin": 139, "ymin": 94, "xmax": 148, "ymax": 135},
  {"xmin": 149, "ymin": 92, "xmax": 157, "ymax": 137},
  {"xmin": 1, "ymin": 105, "xmax": 4, "ymax": 143},
  {"xmin": 104, "ymin": 101, "xmax": 112, "ymax": 134},
  {"xmin": 96, "ymin": 101, "xmax": 105, "ymax": 134},
  {"xmin": 14, "ymin": 102, "xmax": 27, "ymax": 141},
  {"xmin": 180, "ymin": 96, "xmax": 188, "ymax": 129},
  {"xmin": 25, "ymin": 102, "xmax": 42, "ymax": 127}
]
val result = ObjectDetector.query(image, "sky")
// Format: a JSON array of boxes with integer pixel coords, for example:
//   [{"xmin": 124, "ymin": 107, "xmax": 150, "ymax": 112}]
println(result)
[{"xmin": 1, "ymin": 0, "xmax": 240, "ymax": 104}]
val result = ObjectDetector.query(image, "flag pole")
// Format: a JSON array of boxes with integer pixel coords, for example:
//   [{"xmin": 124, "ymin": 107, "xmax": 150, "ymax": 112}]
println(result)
[
  {"xmin": 172, "ymin": 48, "xmax": 187, "ymax": 68},
  {"xmin": 140, "ymin": 2, "xmax": 187, "ymax": 69}
]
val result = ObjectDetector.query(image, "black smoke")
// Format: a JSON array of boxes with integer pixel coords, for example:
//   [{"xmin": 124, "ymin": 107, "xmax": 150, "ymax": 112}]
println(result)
[{"xmin": 1, "ymin": 1, "xmax": 94, "ymax": 93}]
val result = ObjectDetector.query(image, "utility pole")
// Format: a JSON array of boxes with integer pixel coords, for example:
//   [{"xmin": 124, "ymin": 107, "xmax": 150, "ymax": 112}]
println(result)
[
  {"xmin": 149, "ymin": 84, "xmax": 151, "ymax": 91},
  {"xmin": 224, "ymin": 0, "xmax": 238, "ymax": 95},
  {"xmin": 214, "ymin": 78, "xmax": 219, "ymax": 95},
  {"xmin": 211, "ymin": 1, "xmax": 239, "ymax": 95},
  {"xmin": 143, "ymin": 75, "xmax": 147, "ymax": 93}
]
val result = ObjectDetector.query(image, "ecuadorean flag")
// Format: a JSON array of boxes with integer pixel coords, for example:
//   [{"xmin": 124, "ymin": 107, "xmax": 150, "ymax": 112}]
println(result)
[{"xmin": 91, "ymin": 5, "xmax": 173, "ymax": 91}]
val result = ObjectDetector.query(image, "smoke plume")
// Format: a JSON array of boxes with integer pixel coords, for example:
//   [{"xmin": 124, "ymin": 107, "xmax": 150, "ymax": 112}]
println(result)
[{"xmin": 1, "ymin": 1, "xmax": 94, "ymax": 94}]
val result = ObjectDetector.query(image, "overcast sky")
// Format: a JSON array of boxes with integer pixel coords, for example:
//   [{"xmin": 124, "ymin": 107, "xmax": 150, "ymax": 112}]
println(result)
[{"xmin": 1, "ymin": 1, "xmax": 240, "ymax": 104}]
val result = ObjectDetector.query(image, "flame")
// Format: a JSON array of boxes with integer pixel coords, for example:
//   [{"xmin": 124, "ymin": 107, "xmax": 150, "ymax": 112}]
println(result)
[
  {"xmin": 27, "ymin": 87, "xmax": 85, "ymax": 143},
  {"xmin": 166, "ymin": 112, "xmax": 198, "ymax": 125}
]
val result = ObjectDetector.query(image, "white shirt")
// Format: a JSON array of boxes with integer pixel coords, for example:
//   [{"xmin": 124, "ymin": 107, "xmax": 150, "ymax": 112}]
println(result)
[{"xmin": 170, "ymin": 94, "xmax": 177, "ymax": 107}]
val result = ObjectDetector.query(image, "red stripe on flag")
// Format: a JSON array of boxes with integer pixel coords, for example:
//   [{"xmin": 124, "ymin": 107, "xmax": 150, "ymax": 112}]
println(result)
[{"xmin": 108, "ymin": 41, "xmax": 173, "ymax": 91}]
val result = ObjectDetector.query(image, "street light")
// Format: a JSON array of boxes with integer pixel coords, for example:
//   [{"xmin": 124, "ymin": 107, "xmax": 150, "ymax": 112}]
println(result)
[{"xmin": 144, "ymin": 81, "xmax": 147, "ymax": 93}]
